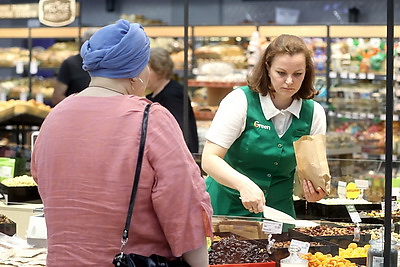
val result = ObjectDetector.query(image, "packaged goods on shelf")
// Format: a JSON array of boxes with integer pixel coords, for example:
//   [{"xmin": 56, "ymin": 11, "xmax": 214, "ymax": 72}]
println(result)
[
  {"xmin": 0, "ymin": 47, "xmax": 29, "ymax": 67},
  {"xmin": 195, "ymin": 44, "xmax": 247, "ymax": 69},
  {"xmin": 33, "ymin": 42, "xmax": 78, "ymax": 67}
]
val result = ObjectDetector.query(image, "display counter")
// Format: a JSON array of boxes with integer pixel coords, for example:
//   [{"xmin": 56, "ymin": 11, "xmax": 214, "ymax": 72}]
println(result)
[{"xmin": 0, "ymin": 200, "xmax": 43, "ymax": 239}]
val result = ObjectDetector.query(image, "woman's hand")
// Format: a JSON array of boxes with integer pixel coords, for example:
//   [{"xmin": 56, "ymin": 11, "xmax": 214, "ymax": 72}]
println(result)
[
  {"xmin": 238, "ymin": 180, "xmax": 265, "ymax": 213},
  {"xmin": 302, "ymin": 179, "xmax": 326, "ymax": 202}
]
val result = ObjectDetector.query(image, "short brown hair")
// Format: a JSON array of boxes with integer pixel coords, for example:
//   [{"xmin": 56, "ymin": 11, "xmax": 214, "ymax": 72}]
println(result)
[
  {"xmin": 248, "ymin": 34, "xmax": 317, "ymax": 100},
  {"xmin": 149, "ymin": 47, "xmax": 174, "ymax": 79}
]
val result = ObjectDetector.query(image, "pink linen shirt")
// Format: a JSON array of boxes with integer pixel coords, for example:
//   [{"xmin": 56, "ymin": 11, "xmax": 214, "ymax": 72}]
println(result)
[{"xmin": 31, "ymin": 95, "xmax": 213, "ymax": 266}]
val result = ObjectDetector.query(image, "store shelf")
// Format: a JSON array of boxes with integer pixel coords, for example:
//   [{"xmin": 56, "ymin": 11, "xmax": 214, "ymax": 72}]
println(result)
[
  {"xmin": 193, "ymin": 25, "xmax": 256, "ymax": 37},
  {"xmin": 259, "ymin": 25, "xmax": 327, "ymax": 38},
  {"xmin": 188, "ymin": 80, "xmax": 247, "ymax": 88},
  {"xmin": 327, "ymin": 146, "xmax": 362, "ymax": 156},
  {"xmin": 330, "ymin": 25, "xmax": 400, "ymax": 38}
]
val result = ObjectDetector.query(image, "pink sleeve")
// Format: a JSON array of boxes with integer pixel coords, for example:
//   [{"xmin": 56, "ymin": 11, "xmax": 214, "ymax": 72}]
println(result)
[{"xmin": 146, "ymin": 104, "xmax": 213, "ymax": 257}]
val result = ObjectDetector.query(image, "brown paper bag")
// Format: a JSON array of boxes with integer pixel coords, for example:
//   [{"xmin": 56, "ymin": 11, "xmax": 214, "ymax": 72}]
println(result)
[{"xmin": 293, "ymin": 134, "xmax": 331, "ymax": 198}]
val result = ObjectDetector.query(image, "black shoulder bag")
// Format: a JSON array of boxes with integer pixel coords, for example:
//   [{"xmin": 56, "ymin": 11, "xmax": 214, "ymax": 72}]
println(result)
[{"xmin": 113, "ymin": 103, "xmax": 190, "ymax": 267}]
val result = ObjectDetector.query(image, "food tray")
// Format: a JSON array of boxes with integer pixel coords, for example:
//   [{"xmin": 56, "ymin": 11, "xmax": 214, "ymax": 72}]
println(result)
[
  {"xmin": 0, "ymin": 217, "xmax": 16, "ymax": 236},
  {"xmin": 0, "ymin": 183, "xmax": 40, "ymax": 203},
  {"xmin": 288, "ymin": 228, "xmax": 371, "ymax": 249},
  {"xmin": 256, "ymin": 233, "xmax": 339, "ymax": 263},
  {"xmin": 211, "ymin": 263, "xmax": 276, "ymax": 267},
  {"xmin": 307, "ymin": 202, "xmax": 381, "ymax": 220}
]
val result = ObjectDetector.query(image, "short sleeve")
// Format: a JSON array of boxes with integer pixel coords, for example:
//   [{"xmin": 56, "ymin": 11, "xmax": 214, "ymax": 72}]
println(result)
[
  {"xmin": 310, "ymin": 101, "xmax": 327, "ymax": 135},
  {"xmin": 205, "ymin": 89, "xmax": 247, "ymax": 149}
]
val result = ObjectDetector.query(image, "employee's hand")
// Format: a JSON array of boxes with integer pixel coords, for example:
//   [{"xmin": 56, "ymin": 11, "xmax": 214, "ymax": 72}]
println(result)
[
  {"xmin": 238, "ymin": 180, "xmax": 265, "ymax": 213},
  {"xmin": 302, "ymin": 179, "xmax": 326, "ymax": 202}
]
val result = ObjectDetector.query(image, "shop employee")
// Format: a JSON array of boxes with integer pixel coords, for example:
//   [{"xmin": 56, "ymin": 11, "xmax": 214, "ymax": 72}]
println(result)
[{"xmin": 202, "ymin": 34, "xmax": 327, "ymax": 222}]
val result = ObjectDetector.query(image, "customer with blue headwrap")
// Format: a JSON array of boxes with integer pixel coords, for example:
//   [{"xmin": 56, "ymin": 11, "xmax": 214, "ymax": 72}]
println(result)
[{"xmin": 31, "ymin": 19, "xmax": 212, "ymax": 267}]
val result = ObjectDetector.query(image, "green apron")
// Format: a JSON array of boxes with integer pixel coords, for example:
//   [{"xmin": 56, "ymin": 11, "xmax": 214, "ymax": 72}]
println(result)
[{"xmin": 206, "ymin": 86, "xmax": 314, "ymax": 222}]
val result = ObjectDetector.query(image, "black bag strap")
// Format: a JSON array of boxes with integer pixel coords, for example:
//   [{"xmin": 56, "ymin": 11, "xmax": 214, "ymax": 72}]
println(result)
[{"xmin": 120, "ymin": 103, "xmax": 151, "ymax": 250}]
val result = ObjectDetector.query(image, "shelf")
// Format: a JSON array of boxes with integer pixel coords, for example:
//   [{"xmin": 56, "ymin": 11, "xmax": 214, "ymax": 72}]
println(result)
[
  {"xmin": 193, "ymin": 25, "xmax": 256, "ymax": 37},
  {"xmin": 259, "ymin": 25, "xmax": 327, "ymax": 38},
  {"xmin": 327, "ymin": 146, "xmax": 361, "ymax": 156},
  {"xmin": 330, "ymin": 25, "xmax": 400, "ymax": 38},
  {"xmin": 188, "ymin": 80, "xmax": 247, "ymax": 88},
  {"xmin": 329, "ymin": 71, "xmax": 387, "ymax": 80}
]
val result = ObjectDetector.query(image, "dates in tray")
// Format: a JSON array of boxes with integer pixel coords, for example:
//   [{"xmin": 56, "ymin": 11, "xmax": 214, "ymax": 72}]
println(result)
[{"xmin": 209, "ymin": 235, "xmax": 271, "ymax": 265}]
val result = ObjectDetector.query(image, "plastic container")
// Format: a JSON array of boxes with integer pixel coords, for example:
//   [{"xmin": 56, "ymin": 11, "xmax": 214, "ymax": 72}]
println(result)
[
  {"xmin": 280, "ymin": 246, "xmax": 308, "ymax": 267},
  {"xmin": 367, "ymin": 237, "xmax": 398, "ymax": 266}
]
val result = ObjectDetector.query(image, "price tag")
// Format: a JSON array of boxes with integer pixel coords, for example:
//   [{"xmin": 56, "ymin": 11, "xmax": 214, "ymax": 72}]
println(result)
[
  {"xmin": 19, "ymin": 92, "xmax": 28, "ymax": 101},
  {"xmin": 35, "ymin": 93, "xmax": 44, "ymax": 103},
  {"xmin": 346, "ymin": 205, "xmax": 361, "ymax": 223},
  {"xmin": 359, "ymin": 113, "xmax": 367, "ymax": 119},
  {"xmin": 367, "ymin": 73, "xmax": 375, "ymax": 80},
  {"xmin": 380, "ymin": 114, "xmax": 386, "ymax": 121},
  {"xmin": 340, "ymin": 72, "xmax": 348, "ymax": 79},
  {"xmin": 338, "ymin": 181, "xmax": 347, "ymax": 198},
  {"xmin": 394, "ymin": 115, "xmax": 399, "ymax": 121},
  {"xmin": 348, "ymin": 73, "xmax": 357, "ymax": 79},
  {"xmin": 30, "ymin": 61, "xmax": 38, "ymax": 74},
  {"xmin": 382, "ymin": 196, "xmax": 399, "ymax": 211},
  {"xmin": 329, "ymin": 71, "xmax": 337, "ymax": 78},
  {"xmin": 359, "ymin": 73, "xmax": 367, "ymax": 79},
  {"xmin": 0, "ymin": 91, "xmax": 7, "ymax": 102},
  {"xmin": 290, "ymin": 239, "xmax": 310, "ymax": 255},
  {"xmin": 355, "ymin": 179, "xmax": 369, "ymax": 190},
  {"xmin": 367, "ymin": 113, "xmax": 375, "ymax": 119},
  {"xmin": 262, "ymin": 220, "xmax": 283, "ymax": 234},
  {"xmin": 351, "ymin": 113, "xmax": 359, "ymax": 119},
  {"xmin": 344, "ymin": 112, "xmax": 352, "ymax": 118},
  {"xmin": 15, "ymin": 61, "xmax": 24, "ymax": 74}
]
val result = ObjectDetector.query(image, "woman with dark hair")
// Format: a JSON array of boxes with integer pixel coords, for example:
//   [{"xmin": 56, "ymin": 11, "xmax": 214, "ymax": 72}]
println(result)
[{"xmin": 202, "ymin": 34, "xmax": 326, "ymax": 223}]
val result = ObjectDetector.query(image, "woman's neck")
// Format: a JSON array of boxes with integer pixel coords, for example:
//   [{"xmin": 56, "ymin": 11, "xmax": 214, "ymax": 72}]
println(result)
[
  {"xmin": 270, "ymin": 95, "xmax": 293, "ymax": 110},
  {"xmin": 151, "ymin": 79, "xmax": 170, "ymax": 97}
]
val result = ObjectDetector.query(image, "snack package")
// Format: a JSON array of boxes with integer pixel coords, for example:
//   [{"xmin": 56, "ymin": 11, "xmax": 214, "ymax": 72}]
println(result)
[{"xmin": 293, "ymin": 134, "xmax": 331, "ymax": 198}]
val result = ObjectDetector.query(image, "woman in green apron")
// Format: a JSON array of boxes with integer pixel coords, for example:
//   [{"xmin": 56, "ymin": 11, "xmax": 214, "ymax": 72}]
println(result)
[{"xmin": 202, "ymin": 34, "xmax": 327, "ymax": 224}]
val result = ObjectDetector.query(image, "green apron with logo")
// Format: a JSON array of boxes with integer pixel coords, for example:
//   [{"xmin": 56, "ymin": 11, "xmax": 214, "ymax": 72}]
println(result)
[{"xmin": 206, "ymin": 86, "xmax": 314, "ymax": 223}]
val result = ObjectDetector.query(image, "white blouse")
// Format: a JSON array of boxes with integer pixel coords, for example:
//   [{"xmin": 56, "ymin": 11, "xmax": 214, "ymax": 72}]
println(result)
[{"xmin": 206, "ymin": 89, "xmax": 327, "ymax": 149}]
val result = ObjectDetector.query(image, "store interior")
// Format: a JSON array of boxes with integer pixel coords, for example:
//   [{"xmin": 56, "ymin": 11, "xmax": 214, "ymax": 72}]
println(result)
[{"xmin": 0, "ymin": 0, "xmax": 399, "ymax": 266}]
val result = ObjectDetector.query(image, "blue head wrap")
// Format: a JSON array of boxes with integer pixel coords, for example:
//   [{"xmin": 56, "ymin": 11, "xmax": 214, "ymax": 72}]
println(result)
[{"xmin": 80, "ymin": 19, "xmax": 150, "ymax": 79}]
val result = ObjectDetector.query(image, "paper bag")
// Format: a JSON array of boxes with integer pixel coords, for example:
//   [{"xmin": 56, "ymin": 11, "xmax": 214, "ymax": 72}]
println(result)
[{"xmin": 293, "ymin": 134, "xmax": 331, "ymax": 198}]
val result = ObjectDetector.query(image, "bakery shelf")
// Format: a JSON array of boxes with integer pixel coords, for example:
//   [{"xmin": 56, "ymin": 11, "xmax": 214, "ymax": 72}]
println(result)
[
  {"xmin": 259, "ymin": 25, "xmax": 327, "ymax": 38},
  {"xmin": 188, "ymin": 80, "xmax": 247, "ymax": 88}
]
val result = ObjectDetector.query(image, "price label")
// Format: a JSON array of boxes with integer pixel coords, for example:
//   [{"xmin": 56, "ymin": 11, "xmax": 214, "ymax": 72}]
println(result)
[
  {"xmin": 338, "ymin": 181, "xmax": 347, "ymax": 198},
  {"xmin": 367, "ymin": 113, "xmax": 375, "ymax": 119},
  {"xmin": 15, "ymin": 61, "xmax": 24, "ymax": 74},
  {"xmin": 346, "ymin": 205, "xmax": 361, "ymax": 223},
  {"xmin": 30, "ymin": 61, "xmax": 38, "ymax": 74},
  {"xmin": 329, "ymin": 71, "xmax": 337, "ymax": 78},
  {"xmin": 367, "ymin": 73, "xmax": 375, "ymax": 80},
  {"xmin": 290, "ymin": 239, "xmax": 310, "ymax": 255},
  {"xmin": 0, "ymin": 92, "xmax": 6, "ymax": 102},
  {"xmin": 262, "ymin": 220, "xmax": 283, "ymax": 234},
  {"xmin": 359, "ymin": 73, "xmax": 367, "ymax": 79},
  {"xmin": 349, "ymin": 73, "xmax": 357, "ymax": 79},
  {"xmin": 19, "ymin": 92, "xmax": 28, "ymax": 101},
  {"xmin": 355, "ymin": 179, "xmax": 369, "ymax": 190},
  {"xmin": 340, "ymin": 72, "xmax": 348, "ymax": 79},
  {"xmin": 35, "ymin": 93, "xmax": 44, "ymax": 103}
]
